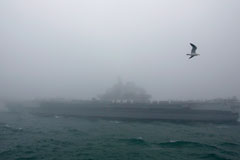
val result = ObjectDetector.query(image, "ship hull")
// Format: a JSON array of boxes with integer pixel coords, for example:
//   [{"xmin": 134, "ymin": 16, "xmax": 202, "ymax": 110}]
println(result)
[{"xmin": 29, "ymin": 102, "xmax": 239, "ymax": 123}]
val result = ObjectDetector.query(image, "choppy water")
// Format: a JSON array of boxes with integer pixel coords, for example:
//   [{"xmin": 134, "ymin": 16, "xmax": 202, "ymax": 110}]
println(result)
[{"xmin": 0, "ymin": 110, "xmax": 240, "ymax": 160}]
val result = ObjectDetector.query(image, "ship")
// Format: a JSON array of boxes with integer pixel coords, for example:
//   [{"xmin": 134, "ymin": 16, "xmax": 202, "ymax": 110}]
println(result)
[
  {"xmin": 4, "ymin": 81, "xmax": 240, "ymax": 123},
  {"xmin": 24, "ymin": 99, "xmax": 239, "ymax": 123}
]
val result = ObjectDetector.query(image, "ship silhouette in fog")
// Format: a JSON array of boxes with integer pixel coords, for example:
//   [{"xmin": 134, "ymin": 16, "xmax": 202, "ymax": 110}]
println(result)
[{"xmin": 7, "ymin": 81, "xmax": 240, "ymax": 123}]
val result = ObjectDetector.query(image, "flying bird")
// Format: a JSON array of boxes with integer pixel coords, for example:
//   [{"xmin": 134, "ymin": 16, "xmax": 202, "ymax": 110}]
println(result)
[{"xmin": 187, "ymin": 43, "xmax": 200, "ymax": 59}]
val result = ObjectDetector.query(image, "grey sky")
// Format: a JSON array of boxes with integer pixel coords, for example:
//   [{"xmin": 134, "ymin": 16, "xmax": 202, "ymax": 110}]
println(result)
[{"xmin": 0, "ymin": 0, "xmax": 240, "ymax": 100}]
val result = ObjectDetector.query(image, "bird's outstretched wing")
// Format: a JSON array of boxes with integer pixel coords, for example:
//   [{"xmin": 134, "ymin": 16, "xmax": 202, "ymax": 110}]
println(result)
[
  {"xmin": 190, "ymin": 43, "xmax": 197, "ymax": 53},
  {"xmin": 189, "ymin": 55, "xmax": 194, "ymax": 59}
]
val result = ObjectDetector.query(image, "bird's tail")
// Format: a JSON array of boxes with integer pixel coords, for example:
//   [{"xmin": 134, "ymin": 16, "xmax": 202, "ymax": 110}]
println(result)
[{"xmin": 186, "ymin": 54, "xmax": 191, "ymax": 56}]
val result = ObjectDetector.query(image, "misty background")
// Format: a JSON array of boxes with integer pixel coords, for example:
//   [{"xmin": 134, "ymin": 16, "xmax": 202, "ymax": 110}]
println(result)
[{"xmin": 0, "ymin": 0, "xmax": 240, "ymax": 101}]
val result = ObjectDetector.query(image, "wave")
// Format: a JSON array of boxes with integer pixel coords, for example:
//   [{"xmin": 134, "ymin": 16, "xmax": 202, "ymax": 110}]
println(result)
[
  {"xmin": 200, "ymin": 153, "xmax": 231, "ymax": 160},
  {"xmin": 154, "ymin": 140, "xmax": 218, "ymax": 150},
  {"xmin": 118, "ymin": 137, "xmax": 148, "ymax": 146},
  {"xmin": 54, "ymin": 115, "xmax": 60, "ymax": 119},
  {"xmin": 219, "ymin": 142, "xmax": 240, "ymax": 156},
  {"xmin": 2, "ymin": 124, "xmax": 23, "ymax": 132},
  {"xmin": 109, "ymin": 120, "xmax": 121, "ymax": 124},
  {"xmin": 155, "ymin": 140, "xmax": 239, "ymax": 158},
  {"xmin": 66, "ymin": 128, "xmax": 89, "ymax": 136},
  {"xmin": 216, "ymin": 125, "xmax": 229, "ymax": 129},
  {"xmin": 220, "ymin": 142, "xmax": 239, "ymax": 147}
]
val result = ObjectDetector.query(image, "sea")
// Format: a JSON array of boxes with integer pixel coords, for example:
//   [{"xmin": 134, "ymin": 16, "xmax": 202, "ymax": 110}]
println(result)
[{"xmin": 0, "ymin": 108, "xmax": 240, "ymax": 160}]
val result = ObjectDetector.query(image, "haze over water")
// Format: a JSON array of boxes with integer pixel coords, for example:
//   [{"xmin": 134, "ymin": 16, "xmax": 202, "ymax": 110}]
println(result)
[{"xmin": 1, "ymin": 0, "xmax": 240, "ymax": 100}]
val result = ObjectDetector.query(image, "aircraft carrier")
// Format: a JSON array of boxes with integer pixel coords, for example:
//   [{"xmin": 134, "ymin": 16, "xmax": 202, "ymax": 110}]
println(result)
[{"xmin": 24, "ymin": 100, "xmax": 239, "ymax": 123}]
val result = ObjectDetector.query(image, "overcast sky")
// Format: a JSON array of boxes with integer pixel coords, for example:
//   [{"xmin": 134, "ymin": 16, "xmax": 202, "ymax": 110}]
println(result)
[{"xmin": 0, "ymin": 0, "xmax": 240, "ymax": 100}]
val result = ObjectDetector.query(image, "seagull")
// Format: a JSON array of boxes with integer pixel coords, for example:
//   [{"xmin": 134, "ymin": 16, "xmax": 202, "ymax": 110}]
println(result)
[{"xmin": 187, "ymin": 43, "xmax": 199, "ymax": 59}]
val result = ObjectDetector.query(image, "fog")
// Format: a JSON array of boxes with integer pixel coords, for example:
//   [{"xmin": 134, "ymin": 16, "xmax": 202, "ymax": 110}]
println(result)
[{"xmin": 1, "ymin": 0, "xmax": 240, "ymax": 101}]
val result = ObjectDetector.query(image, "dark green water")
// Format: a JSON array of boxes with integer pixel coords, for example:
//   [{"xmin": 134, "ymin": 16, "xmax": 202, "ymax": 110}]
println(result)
[{"xmin": 0, "ymin": 110, "xmax": 240, "ymax": 160}]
